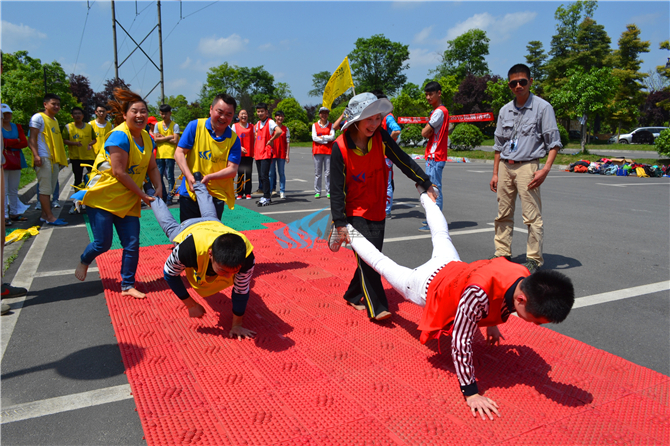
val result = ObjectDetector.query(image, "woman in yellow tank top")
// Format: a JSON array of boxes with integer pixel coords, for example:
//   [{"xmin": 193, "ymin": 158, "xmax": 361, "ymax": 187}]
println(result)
[{"xmin": 74, "ymin": 89, "xmax": 163, "ymax": 299}]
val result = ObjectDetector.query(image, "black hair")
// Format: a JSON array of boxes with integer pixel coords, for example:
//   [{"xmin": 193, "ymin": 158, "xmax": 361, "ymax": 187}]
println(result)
[
  {"xmin": 274, "ymin": 110, "xmax": 285, "ymax": 117},
  {"xmin": 212, "ymin": 93, "xmax": 237, "ymax": 111},
  {"xmin": 95, "ymin": 104, "xmax": 108, "ymax": 111},
  {"xmin": 371, "ymin": 90, "xmax": 387, "ymax": 99},
  {"xmin": 211, "ymin": 233, "xmax": 247, "ymax": 268},
  {"xmin": 508, "ymin": 63, "xmax": 531, "ymax": 80},
  {"xmin": 70, "ymin": 106, "xmax": 84, "ymax": 114},
  {"xmin": 159, "ymin": 104, "xmax": 172, "ymax": 113},
  {"xmin": 43, "ymin": 93, "xmax": 61, "ymax": 103},
  {"xmin": 424, "ymin": 81, "xmax": 442, "ymax": 93},
  {"xmin": 520, "ymin": 270, "xmax": 574, "ymax": 323},
  {"xmin": 255, "ymin": 102, "xmax": 268, "ymax": 111}
]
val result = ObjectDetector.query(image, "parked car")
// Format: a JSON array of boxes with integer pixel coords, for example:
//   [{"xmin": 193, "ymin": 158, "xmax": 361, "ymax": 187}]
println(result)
[{"xmin": 610, "ymin": 127, "xmax": 669, "ymax": 144}]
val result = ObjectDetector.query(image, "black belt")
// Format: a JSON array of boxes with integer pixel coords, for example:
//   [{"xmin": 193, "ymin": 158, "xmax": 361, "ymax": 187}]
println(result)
[{"xmin": 501, "ymin": 159, "xmax": 533, "ymax": 164}]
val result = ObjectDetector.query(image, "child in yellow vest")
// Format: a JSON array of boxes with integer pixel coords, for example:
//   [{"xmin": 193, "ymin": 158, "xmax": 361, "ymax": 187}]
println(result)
[
  {"xmin": 148, "ymin": 174, "xmax": 256, "ymax": 339},
  {"xmin": 90, "ymin": 104, "xmax": 112, "ymax": 156},
  {"xmin": 63, "ymin": 106, "xmax": 97, "ymax": 187},
  {"xmin": 152, "ymin": 104, "xmax": 180, "ymax": 204}
]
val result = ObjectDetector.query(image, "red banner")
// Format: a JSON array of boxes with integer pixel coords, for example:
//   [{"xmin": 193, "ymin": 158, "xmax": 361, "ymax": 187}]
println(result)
[{"xmin": 397, "ymin": 112, "xmax": 494, "ymax": 125}]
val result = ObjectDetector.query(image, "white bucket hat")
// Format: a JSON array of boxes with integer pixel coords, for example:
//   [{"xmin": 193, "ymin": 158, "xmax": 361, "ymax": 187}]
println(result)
[
  {"xmin": 341, "ymin": 92, "xmax": 393, "ymax": 130},
  {"xmin": 1, "ymin": 104, "xmax": 13, "ymax": 115}
]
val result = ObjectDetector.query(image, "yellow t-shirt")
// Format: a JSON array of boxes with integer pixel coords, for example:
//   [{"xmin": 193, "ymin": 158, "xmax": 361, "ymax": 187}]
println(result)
[
  {"xmin": 64, "ymin": 122, "xmax": 97, "ymax": 161},
  {"xmin": 155, "ymin": 120, "xmax": 177, "ymax": 159}
]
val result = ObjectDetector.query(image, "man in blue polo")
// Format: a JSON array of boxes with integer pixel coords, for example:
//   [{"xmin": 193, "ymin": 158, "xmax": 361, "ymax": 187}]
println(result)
[{"xmin": 174, "ymin": 93, "xmax": 242, "ymax": 222}]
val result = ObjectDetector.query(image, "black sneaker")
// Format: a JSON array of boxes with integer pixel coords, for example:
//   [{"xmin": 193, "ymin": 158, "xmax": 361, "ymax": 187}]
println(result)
[
  {"xmin": 2, "ymin": 283, "xmax": 27, "ymax": 299},
  {"xmin": 489, "ymin": 254, "xmax": 512, "ymax": 261},
  {"xmin": 524, "ymin": 259, "xmax": 540, "ymax": 274}
]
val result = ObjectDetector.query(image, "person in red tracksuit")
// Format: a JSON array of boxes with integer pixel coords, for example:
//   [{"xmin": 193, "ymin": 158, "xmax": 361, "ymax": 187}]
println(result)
[
  {"xmin": 234, "ymin": 109, "xmax": 255, "ymax": 199},
  {"xmin": 345, "ymin": 182, "xmax": 574, "ymax": 421},
  {"xmin": 328, "ymin": 92, "xmax": 437, "ymax": 321}
]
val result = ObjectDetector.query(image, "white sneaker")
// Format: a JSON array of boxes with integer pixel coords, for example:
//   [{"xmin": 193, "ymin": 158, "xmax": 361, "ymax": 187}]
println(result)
[
  {"xmin": 35, "ymin": 201, "xmax": 42, "ymax": 211},
  {"xmin": 280, "ymin": 192, "xmax": 285, "ymax": 199},
  {"xmin": 52, "ymin": 200, "xmax": 61, "ymax": 208}
]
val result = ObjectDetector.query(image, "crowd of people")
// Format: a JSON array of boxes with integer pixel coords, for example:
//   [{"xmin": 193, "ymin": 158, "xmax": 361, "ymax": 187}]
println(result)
[{"xmin": 2, "ymin": 63, "xmax": 575, "ymax": 419}]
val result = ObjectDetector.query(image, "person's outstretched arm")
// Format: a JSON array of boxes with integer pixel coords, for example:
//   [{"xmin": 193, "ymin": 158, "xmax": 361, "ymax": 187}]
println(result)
[
  {"xmin": 162, "ymin": 236, "xmax": 205, "ymax": 318},
  {"xmin": 229, "ymin": 252, "xmax": 256, "ymax": 340},
  {"xmin": 381, "ymin": 130, "xmax": 436, "ymax": 200}
]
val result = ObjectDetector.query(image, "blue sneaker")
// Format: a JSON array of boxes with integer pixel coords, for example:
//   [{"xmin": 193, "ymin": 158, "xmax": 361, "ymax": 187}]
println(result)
[{"xmin": 418, "ymin": 224, "xmax": 430, "ymax": 232}]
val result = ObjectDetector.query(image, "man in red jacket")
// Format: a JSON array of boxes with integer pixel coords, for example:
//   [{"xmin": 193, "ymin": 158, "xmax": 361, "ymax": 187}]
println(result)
[{"xmin": 344, "ymin": 184, "xmax": 574, "ymax": 421}]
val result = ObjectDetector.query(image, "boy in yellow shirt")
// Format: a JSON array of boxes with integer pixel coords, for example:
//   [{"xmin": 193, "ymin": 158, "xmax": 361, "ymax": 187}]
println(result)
[{"xmin": 152, "ymin": 104, "xmax": 180, "ymax": 204}]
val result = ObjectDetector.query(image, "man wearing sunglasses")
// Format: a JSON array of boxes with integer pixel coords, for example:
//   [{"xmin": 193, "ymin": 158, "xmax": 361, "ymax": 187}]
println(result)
[{"xmin": 489, "ymin": 64, "xmax": 561, "ymax": 274}]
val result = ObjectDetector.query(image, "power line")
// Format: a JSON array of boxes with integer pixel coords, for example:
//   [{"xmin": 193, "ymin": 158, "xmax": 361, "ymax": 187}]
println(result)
[{"xmin": 73, "ymin": 2, "xmax": 93, "ymax": 74}]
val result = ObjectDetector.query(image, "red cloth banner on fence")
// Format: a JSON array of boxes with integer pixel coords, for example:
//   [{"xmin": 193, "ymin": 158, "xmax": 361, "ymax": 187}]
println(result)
[{"xmin": 397, "ymin": 112, "xmax": 494, "ymax": 125}]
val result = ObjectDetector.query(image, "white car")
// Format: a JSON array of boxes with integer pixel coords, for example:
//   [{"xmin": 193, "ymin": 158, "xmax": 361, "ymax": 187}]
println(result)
[{"xmin": 611, "ymin": 127, "xmax": 668, "ymax": 144}]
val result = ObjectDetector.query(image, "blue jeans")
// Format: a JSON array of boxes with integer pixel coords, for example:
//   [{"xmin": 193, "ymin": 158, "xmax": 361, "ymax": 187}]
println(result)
[
  {"xmin": 385, "ymin": 158, "xmax": 393, "ymax": 214},
  {"xmin": 156, "ymin": 158, "xmax": 175, "ymax": 201},
  {"xmin": 81, "ymin": 207, "xmax": 140, "ymax": 290},
  {"xmin": 425, "ymin": 159, "xmax": 445, "ymax": 210},
  {"xmin": 269, "ymin": 158, "xmax": 286, "ymax": 193}
]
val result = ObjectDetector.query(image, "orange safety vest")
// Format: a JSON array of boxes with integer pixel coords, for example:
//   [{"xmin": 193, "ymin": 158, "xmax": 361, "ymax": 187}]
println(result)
[
  {"xmin": 254, "ymin": 119, "xmax": 274, "ymax": 160},
  {"xmin": 234, "ymin": 122, "xmax": 254, "ymax": 158},
  {"xmin": 312, "ymin": 122, "xmax": 333, "ymax": 155},
  {"xmin": 425, "ymin": 105, "xmax": 450, "ymax": 162},
  {"xmin": 274, "ymin": 124, "xmax": 288, "ymax": 159}
]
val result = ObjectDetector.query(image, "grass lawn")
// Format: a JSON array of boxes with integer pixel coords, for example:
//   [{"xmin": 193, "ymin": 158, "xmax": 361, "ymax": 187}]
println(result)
[{"xmin": 18, "ymin": 148, "xmax": 36, "ymax": 189}]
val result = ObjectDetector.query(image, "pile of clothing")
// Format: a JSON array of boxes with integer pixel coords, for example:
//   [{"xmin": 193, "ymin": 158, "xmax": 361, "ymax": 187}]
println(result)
[{"xmin": 567, "ymin": 158, "xmax": 670, "ymax": 177}]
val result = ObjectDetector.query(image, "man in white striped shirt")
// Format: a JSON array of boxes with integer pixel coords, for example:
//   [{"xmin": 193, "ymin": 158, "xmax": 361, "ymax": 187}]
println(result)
[
  {"xmin": 148, "ymin": 174, "xmax": 256, "ymax": 340},
  {"xmin": 345, "ymin": 184, "xmax": 574, "ymax": 420}
]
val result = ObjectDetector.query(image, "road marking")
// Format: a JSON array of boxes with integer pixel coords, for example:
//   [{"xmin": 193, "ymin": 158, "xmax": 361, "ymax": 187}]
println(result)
[
  {"xmin": 572, "ymin": 281, "xmax": 670, "ymax": 309},
  {"xmin": 467, "ymin": 170, "xmax": 489, "ymax": 173},
  {"xmin": 597, "ymin": 182, "xmax": 670, "ymax": 188},
  {"xmin": 0, "ymin": 384, "xmax": 133, "ymax": 424},
  {"xmin": 287, "ymin": 178, "xmax": 308, "ymax": 182},
  {"xmin": 33, "ymin": 267, "xmax": 99, "ymax": 278},
  {"xmin": 1, "ymin": 172, "xmax": 73, "ymax": 362},
  {"xmin": 384, "ymin": 227, "xmax": 494, "ymax": 243}
]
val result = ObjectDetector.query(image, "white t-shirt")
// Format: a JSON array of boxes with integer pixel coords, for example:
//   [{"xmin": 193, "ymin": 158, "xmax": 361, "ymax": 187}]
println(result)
[
  {"xmin": 94, "ymin": 120, "xmax": 108, "ymax": 129},
  {"xmin": 29, "ymin": 113, "xmax": 51, "ymax": 158},
  {"xmin": 153, "ymin": 121, "xmax": 180, "ymax": 135}
]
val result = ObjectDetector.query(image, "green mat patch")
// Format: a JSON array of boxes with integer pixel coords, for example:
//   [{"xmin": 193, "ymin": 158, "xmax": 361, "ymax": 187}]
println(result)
[{"xmin": 83, "ymin": 205, "xmax": 278, "ymax": 250}]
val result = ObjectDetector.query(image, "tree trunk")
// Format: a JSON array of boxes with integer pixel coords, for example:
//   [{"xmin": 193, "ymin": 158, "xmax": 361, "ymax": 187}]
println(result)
[{"xmin": 581, "ymin": 120, "xmax": 586, "ymax": 154}]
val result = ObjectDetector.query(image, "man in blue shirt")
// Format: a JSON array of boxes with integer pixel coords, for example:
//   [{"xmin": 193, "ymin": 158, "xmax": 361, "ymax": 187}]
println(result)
[{"xmin": 174, "ymin": 94, "xmax": 242, "ymax": 222}]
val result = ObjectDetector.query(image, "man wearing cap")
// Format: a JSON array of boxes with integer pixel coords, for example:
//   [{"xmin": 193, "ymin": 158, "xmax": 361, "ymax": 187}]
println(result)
[
  {"xmin": 329, "ymin": 92, "xmax": 437, "ymax": 321},
  {"xmin": 311, "ymin": 106, "xmax": 335, "ymax": 199},
  {"xmin": 489, "ymin": 64, "xmax": 561, "ymax": 274}
]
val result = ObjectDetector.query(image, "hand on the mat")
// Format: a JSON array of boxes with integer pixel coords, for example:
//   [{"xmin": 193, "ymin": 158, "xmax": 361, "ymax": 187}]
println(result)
[
  {"xmin": 426, "ymin": 185, "xmax": 438, "ymax": 203},
  {"xmin": 184, "ymin": 297, "xmax": 206, "ymax": 318},
  {"xmin": 466, "ymin": 394, "xmax": 500, "ymax": 420},
  {"xmin": 229, "ymin": 325, "xmax": 256, "ymax": 340},
  {"xmin": 486, "ymin": 326, "xmax": 504, "ymax": 346}
]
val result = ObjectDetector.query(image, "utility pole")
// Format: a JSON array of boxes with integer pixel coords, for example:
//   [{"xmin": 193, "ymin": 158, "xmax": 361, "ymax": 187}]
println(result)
[
  {"xmin": 157, "ymin": 1, "xmax": 165, "ymax": 104},
  {"xmin": 111, "ymin": 0, "xmax": 119, "ymax": 80}
]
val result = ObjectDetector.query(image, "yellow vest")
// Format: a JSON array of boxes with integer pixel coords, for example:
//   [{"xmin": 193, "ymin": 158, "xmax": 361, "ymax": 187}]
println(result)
[
  {"xmin": 155, "ymin": 120, "xmax": 177, "ymax": 159},
  {"xmin": 82, "ymin": 122, "xmax": 153, "ymax": 218},
  {"xmin": 39, "ymin": 113, "xmax": 68, "ymax": 167},
  {"xmin": 172, "ymin": 220, "xmax": 253, "ymax": 297},
  {"xmin": 90, "ymin": 120, "xmax": 112, "ymax": 156},
  {"xmin": 185, "ymin": 119, "xmax": 236, "ymax": 207},
  {"xmin": 66, "ymin": 122, "xmax": 96, "ymax": 161}
]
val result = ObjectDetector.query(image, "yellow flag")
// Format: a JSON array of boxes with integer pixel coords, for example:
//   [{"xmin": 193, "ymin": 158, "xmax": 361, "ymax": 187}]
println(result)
[{"xmin": 322, "ymin": 57, "xmax": 355, "ymax": 110}]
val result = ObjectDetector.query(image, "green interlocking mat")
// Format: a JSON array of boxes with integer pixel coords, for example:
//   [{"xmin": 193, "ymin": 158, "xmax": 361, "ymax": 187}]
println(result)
[{"xmin": 83, "ymin": 204, "xmax": 278, "ymax": 250}]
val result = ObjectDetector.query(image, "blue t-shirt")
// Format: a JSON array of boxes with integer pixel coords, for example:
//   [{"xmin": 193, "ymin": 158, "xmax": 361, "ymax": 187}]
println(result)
[
  {"xmin": 384, "ymin": 115, "xmax": 401, "ymax": 133},
  {"xmin": 2, "ymin": 123, "xmax": 19, "ymax": 139},
  {"xmin": 179, "ymin": 118, "xmax": 242, "ymax": 165},
  {"xmin": 104, "ymin": 131, "xmax": 155, "ymax": 154},
  {"xmin": 176, "ymin": 118, "xmax": 242, "ymax": 196}
]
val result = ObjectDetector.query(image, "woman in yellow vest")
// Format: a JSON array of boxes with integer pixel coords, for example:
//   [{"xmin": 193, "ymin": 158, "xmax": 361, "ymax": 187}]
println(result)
[
  {"xmin": 148, "ymin": 174, "xmax": 257, "ymax": 339},
  {"xmin": 62, "ymin": 106, "xmax": 97, "ymax": 187},
  {"xmin": 74, "ymin": 89, "xmax": 163, "ymax": 299}
]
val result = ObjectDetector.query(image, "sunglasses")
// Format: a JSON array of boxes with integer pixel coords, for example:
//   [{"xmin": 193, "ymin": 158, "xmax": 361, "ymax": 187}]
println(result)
[{"xmin": 508, "ymin": 79, "xmax": 529, "ymax": 88}]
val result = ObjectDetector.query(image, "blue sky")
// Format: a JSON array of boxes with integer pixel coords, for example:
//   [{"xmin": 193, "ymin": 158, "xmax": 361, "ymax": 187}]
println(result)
[{"xmin": 2, "ymin": 1, "xmax": 669, "ymax": 109}]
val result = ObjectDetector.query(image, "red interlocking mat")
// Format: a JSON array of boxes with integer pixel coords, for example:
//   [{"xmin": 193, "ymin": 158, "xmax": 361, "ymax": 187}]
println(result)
[{"xmin": 96, "ymin": 222, "xmax": 669, "ymax": 445}]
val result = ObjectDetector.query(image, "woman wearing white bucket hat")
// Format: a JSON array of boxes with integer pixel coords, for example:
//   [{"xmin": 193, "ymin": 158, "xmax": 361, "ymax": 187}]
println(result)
[{"xmin": 329, "ymin": 92, "xmax": 438, "ymax": 321}]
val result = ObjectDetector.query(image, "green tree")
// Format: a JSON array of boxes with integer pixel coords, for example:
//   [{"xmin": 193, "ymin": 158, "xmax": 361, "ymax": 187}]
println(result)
[
  {"xmin": 658, "ymin": 40, "xmax": 670, "ymax": 81},
  {"xmin": 525, "ymin": 41, "xmax": 547, "ymax": 85},
  {"xmin": 1, "ymin": 51, "xmax": 79, "ymax": 126},
  {"xmin": 285, "ymin": 120, "xmax": 310, "ymax": 142},
  {"xmin": 571, "ymin": 17, "xmax": 614, "ymax": 70},
  {"xmin": 274, "ymin": 82, "xmax": 292, "ymax": 101},
  {"xmin": 275, "ymin": 97, "xmax": 308, "ymax": 124},
  {"xmin": 550, "ymin": 66, "xmax": 619, "ymax": 153},
  {"xmin": 348, "ymin": 34, "xmax": 410, "ymax": 96},
  {"xmin": 432, "ymin": 29, "xmax": 490, "ymax": 81},
  {"xmin": 485, "ymin": 77, "xmax": 514, "ymax": 116},
  {"xmin": 173, "ymin": 102, "xmax": 206, "ymax": 127},
  {"xmin": 449, "ymin": 123, "xmax": 484, "ymax": 150},
  {"xmin": 610, "ymin": 24, "xmax": 650, "ymax": 136},
  {"xmin": 199, "ymin": 63, "xmax": 276, "ymax": 110},
  {"xmin": 308, "ymin": 71, "xmax": 331, "ymax": 98}
]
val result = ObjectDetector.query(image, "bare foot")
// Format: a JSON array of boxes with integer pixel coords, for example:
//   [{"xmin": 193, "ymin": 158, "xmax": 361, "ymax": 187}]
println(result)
[
  {"xmin": 122, "ymin": 287, "xmax": 146, "ymax": 299},
  {"xmin": 75, "ymin": 262, "xmax": 89, "ymax": 281}
]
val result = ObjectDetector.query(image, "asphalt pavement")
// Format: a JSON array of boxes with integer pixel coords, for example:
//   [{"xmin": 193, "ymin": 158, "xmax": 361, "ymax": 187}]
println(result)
[{"xmin": 1, "ymin": 148, "xmax": 668, "ymax": 445}]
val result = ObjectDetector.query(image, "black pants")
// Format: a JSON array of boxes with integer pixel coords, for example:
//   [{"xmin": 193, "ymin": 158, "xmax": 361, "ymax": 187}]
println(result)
[
  {"xmin": 343, "ymin": 217, "xmax": 387, "ymax": 318},
  {"xmin": 255, "ymin": 159, "xmax": 264, "ymax": 191},
  {"xmin": 259, "ymin": 159, "xmax": 272, "ymax": 199},
  {"xmin": 179, "ymin": 194, "xmax": 225, "ymax": 222},
  {"xmin": 237, "ymin": 157, "xmax": 254, "ymax": 196},
  {"xmin": 71, "ymin": 159, "xmax": 92, "ymax": 186}
]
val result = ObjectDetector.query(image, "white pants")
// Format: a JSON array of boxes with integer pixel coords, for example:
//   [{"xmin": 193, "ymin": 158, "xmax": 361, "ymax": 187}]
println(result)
[
  {"xmin": 313, "ymin": 154, "xmax": 330, "ymax": 194},
  {"xmin": 4, "ymin": 169, "xmax": 22, "ymax": 218},
  {"xmin": 348, "ymin": 193, "xmax": 460, "ymax": 306}
]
